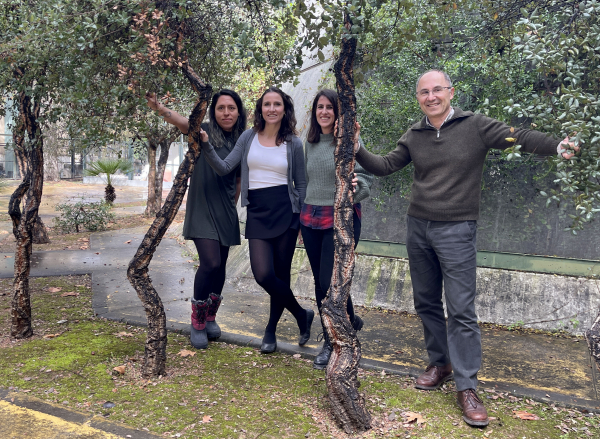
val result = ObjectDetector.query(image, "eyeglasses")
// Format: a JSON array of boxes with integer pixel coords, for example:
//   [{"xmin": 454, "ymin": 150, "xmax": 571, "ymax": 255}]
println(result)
[{"xmin": 417, "ymin": 86, "xmax": 452, "ymax": 97}]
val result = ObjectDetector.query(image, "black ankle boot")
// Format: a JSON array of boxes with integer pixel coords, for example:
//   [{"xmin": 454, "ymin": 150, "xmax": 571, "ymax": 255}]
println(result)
[
  {"xmin": 298, "ymin": 309, "xmax": 315, "ymax": 346},
  {"xmin": 260, "ymin": 333, "xmax": 277, "ymax": 354},
  {"xmin": 313, "ymin": 331, "xmax": 332, "ymax": 370},
  {"xmin": 352, "ymin": 315, "xmax": 364, "ymax": 331}
]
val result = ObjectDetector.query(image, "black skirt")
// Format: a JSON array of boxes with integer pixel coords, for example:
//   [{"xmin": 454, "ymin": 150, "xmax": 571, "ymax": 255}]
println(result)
[{"xmin": 245, "ymin": 185, "xmax": 300, "ymax": 239}]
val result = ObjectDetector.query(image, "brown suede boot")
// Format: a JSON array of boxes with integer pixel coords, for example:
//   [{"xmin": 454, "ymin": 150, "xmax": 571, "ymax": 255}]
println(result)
[
  {"xmin": 457, "ymin": 389, "xmax": 489, "ymax": 427},
  {"xmin": 415, "ymin": 363, "xmax": 453, "ymax": 390}
]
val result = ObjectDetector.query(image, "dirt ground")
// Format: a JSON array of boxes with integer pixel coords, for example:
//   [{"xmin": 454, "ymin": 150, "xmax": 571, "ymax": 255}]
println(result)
[{"xmin": 0, "ymin": 181, "xmax": 184, "ymax": 252}]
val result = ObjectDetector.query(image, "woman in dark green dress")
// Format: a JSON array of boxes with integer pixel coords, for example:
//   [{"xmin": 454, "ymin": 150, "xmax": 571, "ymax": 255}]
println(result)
[{"xmin": 146, "ymin": 89, "xmax": 247, "ymax": 349}]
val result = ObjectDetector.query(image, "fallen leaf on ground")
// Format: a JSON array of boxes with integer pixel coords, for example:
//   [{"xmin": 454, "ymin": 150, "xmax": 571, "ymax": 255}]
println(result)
[
  {"xmin": 4, "ymin": 255, "xmax": 12, "ymax": 258},
  {"xmin": 113, "ymin": 365, "xmax": 126, "ymax": 374},
  {"xmin": 202, "ymin": 415, "xmax": 212, "ymax": 423},
  {"xmin": 43, "ymin": 333, "xmax": 61, "ymax": 339},
  {"xmin": 404, "ymin": 411, "xmax": 426, "ymax": 425},
  {"xmin": 124, "ymin": 240, "xmax": 132, "ymax": 244},
  {"xmin": 292, "ymin": 354, "xmax": 302, "ymax": 359},
  {"xmin": 61, "ymin": 292, "xmax": 79, "ymax": 297},
  {"xmin": 47, "ymin": 287, "xmax": 62, "ymax": 293},
  {"xmin": 177, "ymin": 349, "xmax": 196, "ymax": 357},
  {"xmin": 114, "ymin": 332, "xmax": 134, "ymax": 337},
  {"xmin": 513, "ymin": 410, "xmax": 539, "ymax": 420}
]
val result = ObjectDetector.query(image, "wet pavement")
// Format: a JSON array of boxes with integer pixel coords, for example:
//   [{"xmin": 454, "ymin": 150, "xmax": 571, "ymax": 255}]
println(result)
[{"xmin": 1, "ymin": 226, "xmax": 599, "ymax": 413}]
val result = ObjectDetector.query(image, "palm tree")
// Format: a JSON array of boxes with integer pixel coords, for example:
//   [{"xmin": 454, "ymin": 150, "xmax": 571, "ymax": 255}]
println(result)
[{"xmin": 84, "ymin": 158, "xmax": 133, "ymax": 204}]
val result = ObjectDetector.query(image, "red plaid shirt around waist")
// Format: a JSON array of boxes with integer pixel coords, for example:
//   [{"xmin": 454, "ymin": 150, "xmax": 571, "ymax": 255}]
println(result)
[{"xmin": 300, "ymin": 203, "xmax": 362, "ymax": 230}]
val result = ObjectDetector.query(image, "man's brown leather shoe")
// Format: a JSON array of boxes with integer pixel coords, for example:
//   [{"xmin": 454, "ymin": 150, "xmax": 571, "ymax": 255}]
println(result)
[
  {"xmin": 414, "ymin": 364, "xmax": 453, "ymax": 390},
  {"xmin": 457, "ymin": 389, "xmax": 489, "ymax": 427}
]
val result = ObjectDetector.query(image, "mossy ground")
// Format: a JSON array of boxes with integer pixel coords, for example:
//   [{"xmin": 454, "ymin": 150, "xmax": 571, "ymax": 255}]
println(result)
[{"xmin": 1, "ymin": 277, "xmax": 599, "ymax": 438}]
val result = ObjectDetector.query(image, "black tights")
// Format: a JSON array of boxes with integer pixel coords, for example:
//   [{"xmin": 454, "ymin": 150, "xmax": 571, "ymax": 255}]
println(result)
[
  {"xmin": 300, "ymin": 211, "xmax": 361, "ymax": 323},
  {"xmin": 249, "ymin": 227, "xmax": 307, "ymax": 343},
  {"xmin": 192, "ymin": 238, "xmax": 230, "ymax": 301}
]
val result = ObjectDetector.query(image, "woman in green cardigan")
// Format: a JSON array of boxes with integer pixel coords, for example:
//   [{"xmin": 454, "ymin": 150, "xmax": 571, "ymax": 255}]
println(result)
[{"xmin": 301, "ymin": 89, "xmax": 374, "ymax": 369}]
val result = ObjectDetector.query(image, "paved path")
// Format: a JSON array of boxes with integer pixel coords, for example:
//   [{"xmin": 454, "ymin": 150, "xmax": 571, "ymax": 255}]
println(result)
[{"xmin": 1, "ymin": 227, "xmax": 599, "ymax": 416}]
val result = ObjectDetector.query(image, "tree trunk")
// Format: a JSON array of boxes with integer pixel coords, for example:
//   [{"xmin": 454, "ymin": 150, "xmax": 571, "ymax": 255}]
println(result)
[
  {"xmin": 12, "ymin": 97, "xmax": 50, "ymax": 245},
  {"xmin": 32, "ymin": 216, "xmax": 50, "ymax": 244},
  {"xmin": 145, "ymin": 140, "xmax": 158, "ymax": 216},
  {"xmin": 144, "ymin": 130, "xmax": 178, "ymax": 216},
  {"xmin": 127, "ymin": 63, "xmax": 212, "ymax": 378},
  {"xmin": 585, "ymin": 313, "xmax": 600, "ymax": 372},
  {"xmin": 154, "ymin": 137, "xmax": 172, "ymax": 211},
  {"xmin": 10, "ymin": 90, "xmax": 44, "ymax": 339},
  {"xmin": 320, "ymin": 14, "xmax": 371, "ymax": 434}
]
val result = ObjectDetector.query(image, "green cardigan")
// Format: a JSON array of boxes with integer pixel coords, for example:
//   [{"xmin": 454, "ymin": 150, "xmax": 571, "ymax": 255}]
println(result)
[{"xmin": 304, "ymin": 133, "xmax": 373, "ymax": 206}]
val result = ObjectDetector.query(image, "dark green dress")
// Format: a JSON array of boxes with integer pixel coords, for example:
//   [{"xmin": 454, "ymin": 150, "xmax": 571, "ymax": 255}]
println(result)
[{"xmin": 182, "ymin": 125, "xmax": 241, "ymax": 246}]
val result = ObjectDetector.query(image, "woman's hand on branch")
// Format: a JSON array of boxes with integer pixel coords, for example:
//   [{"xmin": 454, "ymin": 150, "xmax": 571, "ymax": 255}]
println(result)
[
  {"xmin": 145, "ymin": 92, "xmax": 161, "ymax": 112},
  {"xmin": 146, "ymin": 91, "xmax": 190, "ymax": 135},
  {"xmin": 352, "ymin": 173, "xmax": 358, "ymax": 193},
  {"xmin": 198, "ymin": 127, "xmax": 209, "ymax": 143}
]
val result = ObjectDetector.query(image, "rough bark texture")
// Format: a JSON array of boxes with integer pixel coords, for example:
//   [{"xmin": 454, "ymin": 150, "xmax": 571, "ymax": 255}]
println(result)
[
  {"xmin": 127, "ymin": 62, "xmax": 211, "ymax": 378},
  {"xmin": 585, "ymin": 313, "xmax": 600, "ymax": 372},
  {"xmin": 12, "ymin": 99, "xmax": 50, "ymax": 245},
  {"xmin": 144, "ymin": 128, "xmax": 178, "ymax": 216},
  {"xmin": 320, "ymin": 16, "xmax": 372, "ymax": 433},
  {"xmin": 9, "ymin": 90, "xmax": 45, "ymax": 339}
]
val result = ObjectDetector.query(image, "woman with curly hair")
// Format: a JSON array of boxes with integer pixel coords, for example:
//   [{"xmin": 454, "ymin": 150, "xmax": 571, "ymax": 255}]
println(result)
[{"xmin": 199, "ymin": 87, "xmax": 313, "ymax": 354}]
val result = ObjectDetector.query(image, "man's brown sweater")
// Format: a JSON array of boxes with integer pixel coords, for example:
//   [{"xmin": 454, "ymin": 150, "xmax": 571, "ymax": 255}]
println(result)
[{"xmin": 355, "ymin": 108, "xmax": 558, "ymax": 221}]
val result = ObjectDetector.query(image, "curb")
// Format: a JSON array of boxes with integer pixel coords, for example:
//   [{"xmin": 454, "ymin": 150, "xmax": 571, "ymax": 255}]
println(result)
[{"xmin": 0, "ymin": 389, "xmax": 162, "ymax": 438}]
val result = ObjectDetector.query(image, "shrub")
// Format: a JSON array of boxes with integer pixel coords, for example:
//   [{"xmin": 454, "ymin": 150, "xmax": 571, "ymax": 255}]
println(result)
[{"xmin": 53, "ymin": 197, "xmax": 115, "ymax": 233}]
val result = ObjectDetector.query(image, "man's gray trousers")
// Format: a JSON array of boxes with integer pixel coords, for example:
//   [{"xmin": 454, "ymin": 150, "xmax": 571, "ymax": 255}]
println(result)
[{"xmin": 406, "ymin": 215, "xmax": 481, "ymax": 391}]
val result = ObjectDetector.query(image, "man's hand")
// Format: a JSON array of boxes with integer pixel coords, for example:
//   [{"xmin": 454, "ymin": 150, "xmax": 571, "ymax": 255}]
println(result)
[
  {"xmin": 559, "ymin": 136, "xmax": 579, "ymax": 159},
  {"xmin": 354, "ymin": 122, "xmax": 361, "ymax": 153},
  {"xmin": 333, "ymin": 120, "xmax": 362, "ymax": 154},
  {"xmin": 352, "ymin": 173, "xmax": 358, "ymax": 193}
]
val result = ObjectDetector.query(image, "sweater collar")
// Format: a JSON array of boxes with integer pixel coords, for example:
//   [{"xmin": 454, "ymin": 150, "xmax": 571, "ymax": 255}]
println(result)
[
  {"xmin": 426, "ymin": 107, "xmax": 455, "ymax": 129},
  {"xmin": 412, "ymin": 107, "xmax": 473, "ymax": 131}
]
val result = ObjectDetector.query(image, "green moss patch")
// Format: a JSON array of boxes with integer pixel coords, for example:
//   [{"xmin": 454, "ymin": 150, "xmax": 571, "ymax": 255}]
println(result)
[{"xmin": 1, "ymin": 276, "xmax": 599, "ymax": 438}]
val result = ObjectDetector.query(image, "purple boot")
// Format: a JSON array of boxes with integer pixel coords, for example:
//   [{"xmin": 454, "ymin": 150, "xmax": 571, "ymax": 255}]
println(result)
[
  {"xmin": 191, "ymin": 298, "xmax": 209, "ymax": 349},
  {"xmin": 206, "ymin": 293, "xmax": 222, "ymax": 340}
]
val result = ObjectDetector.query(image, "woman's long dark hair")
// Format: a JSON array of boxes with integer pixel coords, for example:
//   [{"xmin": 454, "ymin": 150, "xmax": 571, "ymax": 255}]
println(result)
[
  {"xmin": 207, "ymin": 89, "xmax": 247, "ymax": 148},
  {"xmin": 307, "ymin": 89, "xmax": 339, "ymax": 144},
  {"xmin": 252, "ymin": 87, "xmax": 297, "ymax": 146}
]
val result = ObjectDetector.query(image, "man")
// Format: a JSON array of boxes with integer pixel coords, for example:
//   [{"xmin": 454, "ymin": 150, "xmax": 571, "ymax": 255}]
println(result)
[{"xmin": 354, "ymin": 70, "xmax": 576, "ymax": 427}]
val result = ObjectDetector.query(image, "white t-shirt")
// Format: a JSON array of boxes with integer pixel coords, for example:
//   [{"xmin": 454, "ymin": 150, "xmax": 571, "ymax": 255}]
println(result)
[{"xmin": 248, "ymin": 135, "xmax": 288, "ymax": 189}]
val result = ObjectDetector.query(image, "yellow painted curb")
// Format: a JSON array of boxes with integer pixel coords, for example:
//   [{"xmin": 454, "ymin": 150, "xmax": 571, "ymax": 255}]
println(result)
[{"xmin": 0, "ymin": 400, "xmax": 121, "ymax": 439}]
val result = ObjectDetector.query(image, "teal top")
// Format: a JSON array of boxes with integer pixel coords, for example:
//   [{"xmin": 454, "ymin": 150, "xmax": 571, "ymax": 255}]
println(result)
[{"xmin": 304, "ymin": 132, "xmax": 373, "ymax": 206}]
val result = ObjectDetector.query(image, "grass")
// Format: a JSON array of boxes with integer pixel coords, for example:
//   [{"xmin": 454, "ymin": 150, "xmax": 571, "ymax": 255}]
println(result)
[{"xmin": 1, "ymin": 277, "xmax": 599, "ymax": 438}]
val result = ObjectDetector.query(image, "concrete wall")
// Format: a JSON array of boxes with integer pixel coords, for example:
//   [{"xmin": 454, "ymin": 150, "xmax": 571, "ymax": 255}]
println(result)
[{"xmin": 219, "ymin": 240, "xmax": 599, "ymax": 335}]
